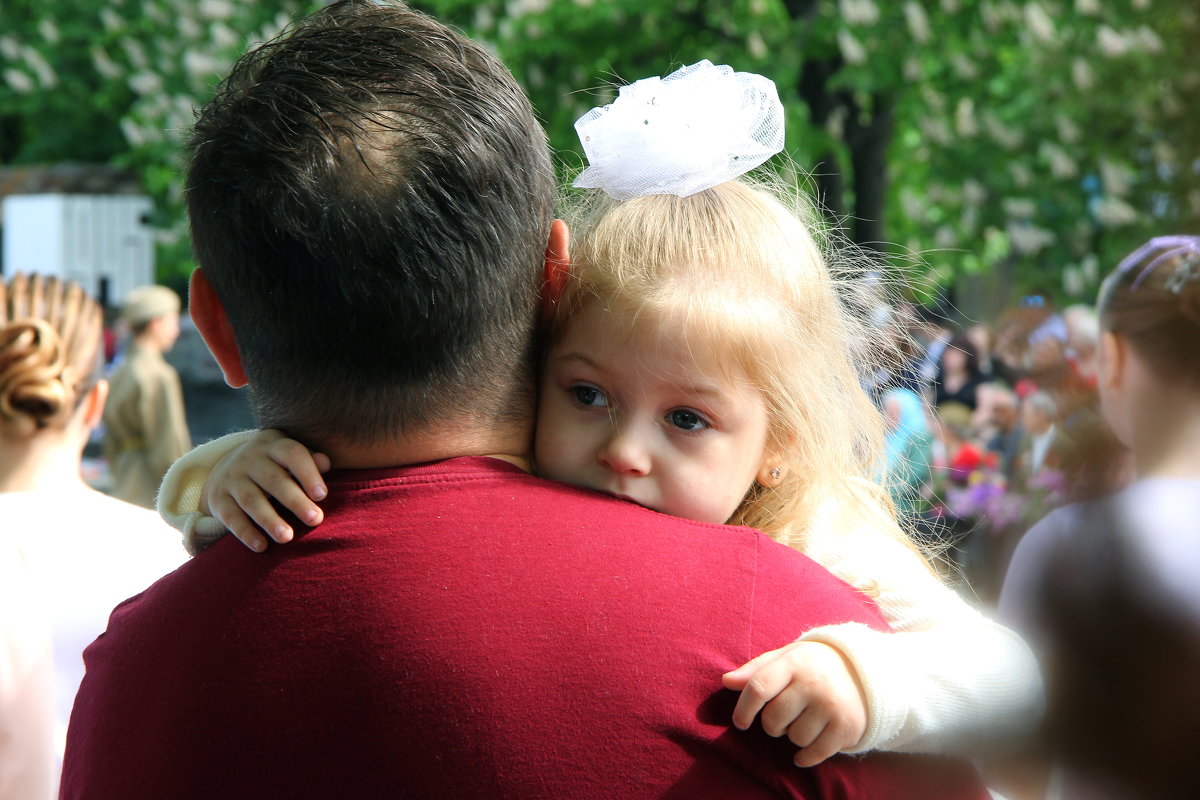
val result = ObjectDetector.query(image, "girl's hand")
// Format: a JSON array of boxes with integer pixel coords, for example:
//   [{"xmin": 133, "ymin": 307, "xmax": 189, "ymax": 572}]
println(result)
[
  {"xmin": 721, "ymin": 641, "xmax": 867, "ymax": 767},
  {"xmin": 201, "ymin": 429, "xmax": 332, "ymax": 553}
]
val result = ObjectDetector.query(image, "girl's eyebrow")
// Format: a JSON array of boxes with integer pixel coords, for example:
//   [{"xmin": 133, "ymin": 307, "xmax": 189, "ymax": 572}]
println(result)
[{"xmin": 553, "ymin": 351, "xmax": 604, "ymax": 370}]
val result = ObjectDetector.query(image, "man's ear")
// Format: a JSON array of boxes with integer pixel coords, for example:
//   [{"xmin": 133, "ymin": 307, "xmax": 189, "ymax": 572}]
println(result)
[
  {"xmin": 189, "ymin": 268, "xmax": 248, "ymax": 389},
  {"xmin": 541, "ymin": 219, "xmax": 570, "ymax": 324}
]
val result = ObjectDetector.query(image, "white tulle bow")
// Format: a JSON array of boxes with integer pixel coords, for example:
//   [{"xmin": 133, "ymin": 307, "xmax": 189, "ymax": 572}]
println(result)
[{"xmin": 572, "ymin": 60, "xmax": 785, "ymax": 201}]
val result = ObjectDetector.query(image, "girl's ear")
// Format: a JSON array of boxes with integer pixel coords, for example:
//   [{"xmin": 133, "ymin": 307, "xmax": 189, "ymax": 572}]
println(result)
[
  {"xmin": 541, "ymin": 219, "xmax": 570, "ymax": 324},
  {"xmin": 755, "ymin": 462, "xmax": 788, "ymax": 488},
  {"xmin": 1099, "ymin": 330, "xmax": 1124, "ymax": 390}
]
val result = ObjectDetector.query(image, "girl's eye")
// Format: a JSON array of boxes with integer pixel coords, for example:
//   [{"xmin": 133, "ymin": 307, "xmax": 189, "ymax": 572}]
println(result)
[
  {"xmin": 667, "ymin": 408, "xmax": 709, "ymax": 431},
  {"xmin": 570, "ymin": 385, "xmax": 607, "ymax": 408}
]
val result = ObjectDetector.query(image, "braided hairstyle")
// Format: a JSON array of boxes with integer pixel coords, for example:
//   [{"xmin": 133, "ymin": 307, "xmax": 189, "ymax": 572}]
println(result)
[{"xmin": 0, "ymin": 274, "xmax": 103, "ymax": 437}]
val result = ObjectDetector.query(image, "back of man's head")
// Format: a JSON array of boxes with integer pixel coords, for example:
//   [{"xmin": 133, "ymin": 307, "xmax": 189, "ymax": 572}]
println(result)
[{"xmin": 186, "ymin": 0, "xmax": 554, "ymax": 443}]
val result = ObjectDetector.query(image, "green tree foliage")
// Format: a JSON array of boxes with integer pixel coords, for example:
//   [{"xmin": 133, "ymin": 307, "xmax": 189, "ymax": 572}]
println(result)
[{"xmin": 2, "ymin": 0, "xmax": 1196, "ymax": 307}]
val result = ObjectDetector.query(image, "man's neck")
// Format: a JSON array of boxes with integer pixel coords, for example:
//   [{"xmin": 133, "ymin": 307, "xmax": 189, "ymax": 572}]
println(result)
[
  {"xmin": 302, "ymin": 420, "xmax": 535, "ymax": 475},
  {"xmin": 131, "ymin": 334, "xmax": 163, "ymax": 356}
]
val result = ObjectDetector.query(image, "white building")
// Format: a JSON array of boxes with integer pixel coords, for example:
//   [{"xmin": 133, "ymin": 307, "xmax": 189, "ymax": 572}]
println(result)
[{"xmin": 2, "ymin": 193, "xmax": 155, "ymax": 309}]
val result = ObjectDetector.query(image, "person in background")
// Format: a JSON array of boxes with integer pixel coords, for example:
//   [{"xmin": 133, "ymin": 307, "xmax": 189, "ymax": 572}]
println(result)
[
  {"xmin": 0, "ymin": 274, "xmax": 187, "ymax": 798},
  {"xmin": 933, "ymin": 334, "xmax": 989, "ymax": 412},
  {"xmin": 103, "ymin": 285, "xmax": 191, "ymax": 508},
  {"xmin": 1000, "ymin": 234, "xmax": 1200, "ymax": 799},
  {"xmin": 1015, "ymin": 390, "xmax": 1059, "ymax": 487},
  {"xmin": 979, "ymin": 384, "xmax": 1024, "ymax": 482}
]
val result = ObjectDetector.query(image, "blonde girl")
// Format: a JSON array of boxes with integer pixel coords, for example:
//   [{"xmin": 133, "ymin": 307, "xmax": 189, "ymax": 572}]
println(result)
[{"xmin": 161, "ymin": 61, "xmax": 1040, "ymax": 766}]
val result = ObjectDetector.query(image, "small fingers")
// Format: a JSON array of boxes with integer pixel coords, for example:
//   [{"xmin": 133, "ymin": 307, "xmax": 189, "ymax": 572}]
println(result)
[
  {"xmin": 248, "ymin": 460, "xmax": 323, "ymax": 529},
  {"xmin": 793, "ymin": 724, "xmax": 848, "ymax": 768},
  {"xmin": 225, "ymin": 477, "xmax": 295, "ymax": 544},
  {"xmin": 208, "ymin": 492, "xmax": 271, "ymax": 553},
  {"xmin": 268, "ymin": 438, "xmax": 329, "ymax": 503},
  {"xmin": 731, "ymin": 667, "xmax": 794, "ymax": 733}
]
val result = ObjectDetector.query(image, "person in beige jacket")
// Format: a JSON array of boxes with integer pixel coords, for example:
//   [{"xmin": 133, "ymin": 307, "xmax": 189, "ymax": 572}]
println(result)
[{"xmin": 103, "ymin": 285, "xmax": 192, "ymax": 508}]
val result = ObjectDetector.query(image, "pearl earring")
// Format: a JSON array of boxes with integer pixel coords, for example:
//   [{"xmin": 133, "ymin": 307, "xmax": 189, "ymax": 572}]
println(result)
[{"xmin": 770, "ymin": 467, "xmax": 781, "ymax": 480}]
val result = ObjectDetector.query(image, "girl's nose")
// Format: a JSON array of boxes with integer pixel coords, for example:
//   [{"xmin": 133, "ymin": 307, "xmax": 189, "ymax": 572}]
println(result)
[{"xmin": 597, "ymin": 425, "xmax": 650, "ymax": 476}]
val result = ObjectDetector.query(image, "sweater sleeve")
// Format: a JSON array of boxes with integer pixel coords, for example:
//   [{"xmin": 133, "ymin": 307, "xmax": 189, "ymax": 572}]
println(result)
[
  {"xmin": 156, "ymin": 431, "xmax": 257, "ymax": 556},
  {"xmin": 799, "ymin": 528, "xmax": 1044, "ymax": 756}
]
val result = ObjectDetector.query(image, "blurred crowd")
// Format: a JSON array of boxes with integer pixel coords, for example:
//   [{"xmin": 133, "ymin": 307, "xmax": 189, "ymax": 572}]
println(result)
[{"xmin": 873, "ymin": 292, "xmax": 1130, "ymax": 606}]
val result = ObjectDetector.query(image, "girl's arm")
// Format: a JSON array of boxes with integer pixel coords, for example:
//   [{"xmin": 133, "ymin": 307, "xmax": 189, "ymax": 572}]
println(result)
[
  {"xmin": 735, "ymin": 528, "xmax": 1043, "ymax": 757},
  {"xmin": 157, "ymin": 430, "xmax": 330, "ymax": 555}
]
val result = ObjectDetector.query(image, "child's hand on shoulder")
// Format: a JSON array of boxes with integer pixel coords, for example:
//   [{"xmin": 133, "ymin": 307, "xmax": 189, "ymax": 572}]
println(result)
[
  {"xmin": 721, "ymin": 641, "xmax": 867, "ymax": 767},
  {"xmin": 202, "ymin": 429, "xmax": 332, "ymax": 553}
]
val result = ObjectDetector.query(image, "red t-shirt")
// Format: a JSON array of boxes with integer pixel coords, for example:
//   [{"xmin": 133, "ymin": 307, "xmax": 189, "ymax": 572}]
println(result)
[{"xmin": 61, "ymin": 457, "xmax": 985, "ymax": 798}]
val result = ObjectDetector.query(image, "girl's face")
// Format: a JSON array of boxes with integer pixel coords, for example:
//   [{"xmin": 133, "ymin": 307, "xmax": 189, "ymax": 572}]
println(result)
[{"xmin": 535, "ymin": 300, "xmax": 773, "ymax": 525}]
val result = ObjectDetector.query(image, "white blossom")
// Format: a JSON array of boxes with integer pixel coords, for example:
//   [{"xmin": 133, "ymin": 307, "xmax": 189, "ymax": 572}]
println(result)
[
  {"xmin": 901, "ymin": 187, "xmax": 924, "ymax": 221},
  {"xmin": 1081, "ymin": 253, "xmax": 1099, "ymax": 284},
  {"xmin": 904, "ymin": 2, "xmax": 932, "ymax": 44},
  {"xmin": 508, "ymin": 0, "xmax": 551, "ymax": 17},
  {"xmin": 1132, "ymin": 0, "xmax": 1150, "ymax": 9},
  {"xmin": 1041, "ymin": 142, "xmax": 1078, "ymax": 179},
  {"xmin": 121, "ymin": 38, "xmax": 149, "ymax": 71},
  {"xmin": 1063, "ymin": 266, "xmax": 1083, "ymax": 297},
  {"xmin": 1097, "ymin": 26, "xmax": 1129, "ymax": 57},
  {"xmin": 1009, "ymin": 162, "xmax": 1033, "ymax": 188},
  {"xmin": 950, "ymin": 53, "xmax": 979, "ymax": 80},
  {"xmin": 184, "ymin": 49, "xmax": 221, "ymax": 81},
  {"xmin": 918, "ymin": 116, "xmax": 953, "ymax": 145},
  {"xmin": 211, "ymin": 22, "xmax": 239, "ymax": 51},
  {"xmin": 962, "ymin": 179, "xmax": 987, "ymax": 207},
  {"xmin": 747, "ymin": 31, "xmax": 767, "ymax": 59},
  {"xmin": 1152, "ymin": 140, "xmax": 1177, "ymax": 168},
  {"xmin": 1055, "ymin": 114, "xmax": 1081, "ymax": 144},
  {"xmin": 1075, "ymin": 0, "xmax": 1100, "ymax": 14},
  {"xmin": 128, "ymin": 71, "xmax": 164, "ymax": 96},
  {"xmin": 4, "ymin": 68, "xmax": 34, "ymax": 93},
  {"xmin": 981, "ymin": 2, "xmax": 1003, "ymax": 31},
  {"xmin": 921, "ymin": 86, "xmax": 946, "ymax": 113},
  {"xmin": 837, "ymin": 29, "xmax": 868, "ymax": 65},
  {"xmin": 199, "ymin": 0, "xmax": 235, "ymax": 21},
  {"xmin": 22, "ymin": 46, "xmax": 57, "ymax": 88},
  {"xmin": 983, "ymin": 111, "xmax": 1023, "ymax": 149},
  {"xmin": 120, "ymin": 117, "xmax": 148, "ymax": 147},
  {"xmin": 1071, "ymin": 58, "xmax": 1094, "ymax": 90},
  {"xmin": 839, "ymin": 0, "xmax": 880, "ymax": 26},
  {"xmin": 0, "ymin": 36, "xmax": 20, "ymax": 61},
  {"xmin": 941, "ymin": 0, "xmax": 961, "ymax": 13},
  {"xmin": 904, "ymin": 57, "xmax": 923, "ymax": 82},
  {"xmin": 955, "ymin": 97, "xmax": 979, "ymax": 136},
  {"xmin": 827, "ymin": 106, "xmax": 846, "ymax": 139},
  {"xmin": 961, "ymin": 205, "xmax": 979, "ymax": 233},
  {"xmin": 1024, "ymin": 2, "xmax": 1056, "ymax": 44},
  {"xmin": 91, "ymin": 46, "xmax": 123, "ymax": 80},
  {"xmin": 1093, "ymin": 197, "xmax": 1138, "ymax": 226},
  {"xmin": 1007, "ymin": 222, "xmax": 1056, "ymax": 254},
  {"xmin": 1135, "ymin": 26, "xmax": 1164, "ymax": 53},
  {"xmin": 178, "ymin": 15, "xmax": 201, "ymax": 41},
  {"xmin": 1004, "ymin": 198, "xmax": 1036, "ymax": 218},
  {"xmin": 935, "ymin": 225, "xmax": 957, "ymax": 249},
  {"xmin": 1100, "ymin": 159, "xmax": 1134, "ymax": 197},
  {"xmin": 37, "ymin": 19, "xmax": 60, "ymax": 44},
  {"xmin": 101, "ymin": 8, "xmax": 124, "ymax": 33}
]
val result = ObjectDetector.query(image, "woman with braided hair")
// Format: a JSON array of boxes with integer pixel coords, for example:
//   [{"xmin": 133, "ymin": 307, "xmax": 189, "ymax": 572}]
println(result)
[{"xmin": 0, "ymin": 274, "xmax": 186, "ymax": 796}]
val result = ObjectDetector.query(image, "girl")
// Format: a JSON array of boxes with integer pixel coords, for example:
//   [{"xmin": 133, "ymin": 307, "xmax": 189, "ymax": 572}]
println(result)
[{"xmin": 161, "ymin": 61, "xmax": 1040, "ymax": 767}]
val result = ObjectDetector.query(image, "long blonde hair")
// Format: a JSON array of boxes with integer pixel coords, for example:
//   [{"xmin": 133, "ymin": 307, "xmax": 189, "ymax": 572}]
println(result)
[
  {"xmin": 554, "ymin": 179, "xmax": 928, "ymax": 568},
  {"xmin": 0, "ymin": 274, "xmax": 103, "ymax": 438}
]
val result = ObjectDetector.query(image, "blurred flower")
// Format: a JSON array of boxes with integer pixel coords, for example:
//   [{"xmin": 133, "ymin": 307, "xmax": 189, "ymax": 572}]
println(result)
[{"xmin": 837, "ymin": 29, "xmax": 867, "ymax": 65}]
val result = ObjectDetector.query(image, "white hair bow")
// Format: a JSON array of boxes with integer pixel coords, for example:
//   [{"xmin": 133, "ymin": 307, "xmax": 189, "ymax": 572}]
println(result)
[{"xmin": 573, "ymin": 60, "xmax": 785, "ymax": 201}]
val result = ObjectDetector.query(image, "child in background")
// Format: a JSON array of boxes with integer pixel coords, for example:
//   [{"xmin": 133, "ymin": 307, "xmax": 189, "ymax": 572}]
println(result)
[{"xmin": 161, "ymin": 61, "xmax": 1040, "ymax": 767}]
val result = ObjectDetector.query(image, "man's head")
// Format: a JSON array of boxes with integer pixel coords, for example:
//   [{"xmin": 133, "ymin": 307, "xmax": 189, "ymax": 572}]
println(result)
[
  {"xmin": 122, "ymin": 285, "xmax": 181, "ymax": 353},
  {"xmin": 186, "ymin": 0, "xmax": 554, "ymax": 445}
]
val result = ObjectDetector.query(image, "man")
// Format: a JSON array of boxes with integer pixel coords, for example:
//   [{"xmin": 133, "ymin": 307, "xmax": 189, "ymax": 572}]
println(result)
[
  {"xmin": 102, "ymin": 284, "xmax": 191, "ymax": 507},
  {"xmin": 62, "ymin": 3, "xmax": 985, "ymax": 797}
]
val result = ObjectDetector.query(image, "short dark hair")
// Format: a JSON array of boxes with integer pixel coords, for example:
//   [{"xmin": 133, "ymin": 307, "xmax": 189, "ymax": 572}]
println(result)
[{"xmin": 186, "ymin": 0, "xmax": 554, "ymax": 443}]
